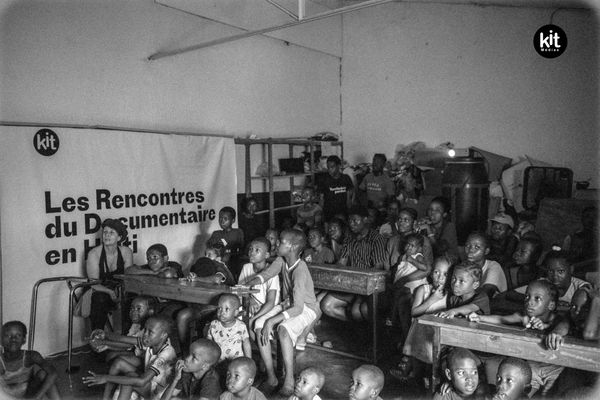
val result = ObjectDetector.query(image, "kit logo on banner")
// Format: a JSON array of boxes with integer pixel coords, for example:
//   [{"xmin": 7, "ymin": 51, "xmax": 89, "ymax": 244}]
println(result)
[
  {"xmin": 534, "ymin": 24, "xmax": 567, "ymax": 59},
  {"xmin": 33, "ymin": 129, "xmax": 60, "ymax": 156}
]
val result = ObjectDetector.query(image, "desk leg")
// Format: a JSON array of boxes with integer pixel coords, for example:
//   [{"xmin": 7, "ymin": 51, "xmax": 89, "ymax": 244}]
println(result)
[
  {"xmin": 431, "ymin": 325, "xmax": 441, "ymax": 393},
  {"xmin": 370, "ymin": 293, "xmax": 378, "ymax": 363}
]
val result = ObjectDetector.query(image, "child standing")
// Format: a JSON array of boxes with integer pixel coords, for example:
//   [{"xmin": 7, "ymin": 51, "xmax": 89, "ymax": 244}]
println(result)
[
  {"xmin": 469, "ymin": 279, "xmax": 569, "ymax": 396},
  {"xmin": 349, "ymin": 364, "xmax": 385, "ymax": 400},
  {"xmin": 237, "ymin": 238, "xmax": 280, "ymax": 339},
  {"xmin": 296, "ymin": 186, "xmax": 323, "ymax": 229},
  {"xmin": 0, "ymin": 321, "xmax": 60, "ymax": 399},
  {"xmin": 238, "ymin": 196, "xmax": 265, "ymax": 246},
  {"xmin": 289, "ymin": 367, "xmax": 325, "ymax": 400},
  {"xmin": 317, "ymin": 155, "xmax": 354, "ymax": 221},
  {"xmin": 490, "ymin": 357, "xmax": 532, "ymax": 400},
  {"xmin": 206, "ymin": 294, "xmax": 252, "ymax": 361},
  {"xmin": 208, "ymin": 207, "xmax": 244, "ymax": 267},
  {"xmin": 160, "ymin": 339, "xmax": 223, "ymax": 400},
  {"xmin": 83, "ymin": 316, "xmax": 177, "ymax": 400},
  {"xmin": 303, "ymin": 228, "xmax": 335, "ymax": 265},
  {"xmin": 463, "ymin": 232, "xmax": 507, "ymax": 298},
  {"xmin": 437, "ymin": 261, "xmax": 490, "ymax": 319},
  {"xmin": 258, "ymin": 229, "xmax": 319, "ymax": 396},
  {"xmin": 358, "ymin": 153, "xmax": 395, "ymax": 212},
  {"xmin": 220, "ymin": 357, "xmax": 267, "ymax": 400},
  {"xmin": 434, "ymin": 348, "xmax": 480, "ymax": 400}
]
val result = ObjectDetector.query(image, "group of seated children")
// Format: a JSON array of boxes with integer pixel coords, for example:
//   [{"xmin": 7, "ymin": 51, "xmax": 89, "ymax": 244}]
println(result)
[{"xmin": 3, "ymin": 183, "xmax": 597, "ymax": 400}]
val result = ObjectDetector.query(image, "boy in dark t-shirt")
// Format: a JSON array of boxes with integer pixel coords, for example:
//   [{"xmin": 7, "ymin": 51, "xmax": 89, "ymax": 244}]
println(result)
[
  {"xmin": 161, "ymin": 339, "xmax": 222, "ymax": 400},
  {"xmin": 317, "ymin": 155, "xmax": 354, "ymax": 221}
]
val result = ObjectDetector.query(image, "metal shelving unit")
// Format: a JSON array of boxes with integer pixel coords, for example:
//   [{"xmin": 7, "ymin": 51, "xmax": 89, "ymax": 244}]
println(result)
[{"xmin": 235, "ymin": 137, "xmax": 343, "ymax": 228}]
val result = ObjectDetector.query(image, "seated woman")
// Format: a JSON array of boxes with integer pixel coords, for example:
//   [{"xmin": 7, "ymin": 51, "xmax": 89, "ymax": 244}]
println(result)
[{"xmin": 86, "ymin": 218, "xmax": 133, "ymax": 331}]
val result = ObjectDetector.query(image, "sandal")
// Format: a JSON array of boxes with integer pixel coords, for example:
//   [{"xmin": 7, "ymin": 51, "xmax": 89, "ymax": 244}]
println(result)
[{"xmin": 389, "ymin": 355, "xmax": 413, "ymax": 381}]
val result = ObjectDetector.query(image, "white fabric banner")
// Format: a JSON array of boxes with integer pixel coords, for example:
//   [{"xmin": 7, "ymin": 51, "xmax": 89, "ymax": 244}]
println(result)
[{"xmin": 0, "ymin": 125, "xmax": 237, "ymax": 354}]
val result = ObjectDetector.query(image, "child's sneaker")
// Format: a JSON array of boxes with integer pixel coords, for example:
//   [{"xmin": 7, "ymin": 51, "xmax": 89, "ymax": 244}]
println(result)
[{"xmin": 306, "ymin": 332, "xmax": 317, "ymax": 344}]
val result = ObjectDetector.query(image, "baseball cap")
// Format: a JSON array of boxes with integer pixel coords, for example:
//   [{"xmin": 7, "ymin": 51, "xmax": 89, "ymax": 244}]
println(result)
[{"xmin": 490, "ymin": 213, "xmax": 514, "ymax": 229}]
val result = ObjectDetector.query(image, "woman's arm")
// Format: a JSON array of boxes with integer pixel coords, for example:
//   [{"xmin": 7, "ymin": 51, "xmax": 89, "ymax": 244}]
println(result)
[
  {"xmin": 86, "ymin": 246, "xmax": 101, "ymax": 279},
  {"xmin": 121, "ymin": 246, "xmax": 134, "ymax": 268}
]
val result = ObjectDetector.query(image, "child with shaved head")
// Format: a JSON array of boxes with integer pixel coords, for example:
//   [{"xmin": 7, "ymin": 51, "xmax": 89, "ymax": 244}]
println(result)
[
  {"xmin": 220, "ymin": 357, "xmax": 267, "ymax": 400},
  {"xmin": 289, "ymin": 367, "xmax": 325, "ymax": 400},
  {"xmin": 491, "ymin": 357, "xmax": 532, "ymax": 400},
  {"xmin": 161, "ymin": 339, "xmax": 223, "ymax": 400},
  {"xmin": 349, "ymin": 364, "xmax": 385, "ymax": 400},
  {"xmin": 435, "ymin": 348, "xmax": 480, "ymax": 400}
]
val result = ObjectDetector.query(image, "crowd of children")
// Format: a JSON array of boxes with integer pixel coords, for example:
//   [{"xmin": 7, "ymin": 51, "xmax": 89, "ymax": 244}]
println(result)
[{"xmin": 2, "ymin": 154, "xmax": 599, "ymax": 400}]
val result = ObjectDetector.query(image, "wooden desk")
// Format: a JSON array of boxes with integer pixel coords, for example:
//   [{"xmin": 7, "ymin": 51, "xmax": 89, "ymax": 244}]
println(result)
[
  {"xmin": 418, "ymin": 314, "xmax": 600, "ymax": 391},
  {"xmin": 307, "ymin": 264, "xmax": 388, "ymax": 362},
  {"xmin": 117, "ymin": 274, "xmax": 256, "ymax": 304}
]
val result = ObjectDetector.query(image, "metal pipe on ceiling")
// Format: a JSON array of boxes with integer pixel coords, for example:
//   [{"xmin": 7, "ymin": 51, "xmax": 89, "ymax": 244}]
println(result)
[{"xmin": 148, "ymin": 0, "xmax": 395, "ymax": 61}]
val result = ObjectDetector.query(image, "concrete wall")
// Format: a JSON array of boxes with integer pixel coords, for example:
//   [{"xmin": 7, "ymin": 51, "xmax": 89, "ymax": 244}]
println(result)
[{"xmin": 341, "ymin": 2, "xmax": 599, "ymax": 187}]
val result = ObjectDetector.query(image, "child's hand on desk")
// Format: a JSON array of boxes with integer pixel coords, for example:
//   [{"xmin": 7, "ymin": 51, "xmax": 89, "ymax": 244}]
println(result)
[
  {"xmin": 436, "ymin": 310, "xmax": 456, "ymax": 319},
  {"xmin": 467, "ymin": 312, "xmax": 480, "ymax": 322},
  {"xmin": 545, "ymin": 332, "xmax": 564, "ymax": 350},
  {"xmin": 527, "ymin": 316, "xmax": 548, "ymax": 331},
  {"xmin": 187, "ymin": 272, "xmax": 197, "ymax": 281}
]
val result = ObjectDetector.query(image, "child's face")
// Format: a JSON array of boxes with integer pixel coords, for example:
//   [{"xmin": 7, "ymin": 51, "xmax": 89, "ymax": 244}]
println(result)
[
  {"xmin": 129, "ymin": 298, "xmax": 152, "ymax": 324},
  {"xmin": 432, "ymin": 260, "xmax": 450, "ymax": 289},
  {"xmin": 218, "ymin": 211, "xmax": 234, "ymax": 230},
  {"xmin": 349, "ymin": 368, "xmax": 378, "ymax": 400},
  {"xmin": 491, "ymin": 221, "xmax": 511, "ymax": 240},
  {"xmin": 427, "ymin": 201, "xmax": 447, "ymax": 225},
  {"xmin": 545, "ymin": 258, "xmax": 572, "ymax": 290},
  {"xmin": 277, "ymin": 233, "xmax": 295, "ymax": 258},
  {"xmin": 183, "ymin": 342, "xmax": 211, "ymax": 374},
  {"xmin": 446, "ymin": 357, "xmax": 479, "ymax": 397},
  {"xmin": 308, "ymin": 231, "xmax": 324, "ymax": 250},
  {"xmin": 493, "ymin": 364, "xmax": 528, "ymax": 400},
  {"xmin": 404, "ymin": 238, "xmax": 422, "ymax": 256},
  {"xmin": 142, "ymin": 319, "xmax": 167, "ymax": 348},
  {"xmin": 226, "ymin": 362, "xmax": 253, "ymax": 394},
  {"xmin": 371, "ymin": 156, "xmax": 385, "ymax": 173},
  {"xmin": 246, "ymin": 200, "xmax": 258, "ymax": 215},
  {"xmin": 451, "ymin": 270, "xmax": 479, "ymax": 297},
  {"xmin": 327, "ymin": 160, "xmax": 341, "ymax": 177},
  {"xmin": 386, "ymin": 203, "xmax": 400, "ymax": 222},
  {"xmin": 465, "ymin": 235, "xmax": 489, "ymax": 264},
  {"xmin": 205, "ymin": 248, "xmax": 219, "ymax": 261},
  {"xmin": 328, "ymin": 222, "xmax": 343, "ymax": 241},
  {"xmin": 248, "ymin": 241, "xmax": 269, "ymax": 264},
  {"xmin": 1, "ymin": 325, "xmax": 26, "ymax": 352},
  {"xmin": 512, "ymin": 241, "xmax": 536, "ymax": 265},
  {"xmin": 397, "ymin": 211, "xmax": 415, "ymax": 233},
  {"xmin": 146, "ymin": 249, "xmax": 168, "ymax": 271},
  {"xmin": 524, "ymin": 282, "xmax": 555, "ymax": 318},
  {"xmin": 301, "ymin": 188, "xmax": 315, "ymax": 204},
  {"xmin": 294, "ymin": 371, "xmax": 320, "ymax": 400},
  {"xmin": 216, "ymin": 297, "xmax": 239, "ymax": 325}
]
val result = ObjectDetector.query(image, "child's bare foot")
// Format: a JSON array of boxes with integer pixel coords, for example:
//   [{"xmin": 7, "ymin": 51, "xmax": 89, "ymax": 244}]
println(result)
[{"xmin": 278, "ymin": 380, "xmax": 294, "ymax": 397}]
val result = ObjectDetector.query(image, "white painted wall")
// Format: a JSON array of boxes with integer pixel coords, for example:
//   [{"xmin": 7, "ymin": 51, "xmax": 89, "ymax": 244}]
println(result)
[
  {"xmin": 341, "ymin": 3, "xmax": 599, "ymax": 187},
  {"xmin": 0, "ymin": 0, "xmax": 340, "ymax": 354}
]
